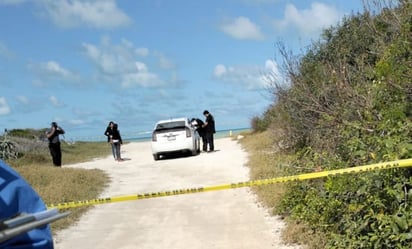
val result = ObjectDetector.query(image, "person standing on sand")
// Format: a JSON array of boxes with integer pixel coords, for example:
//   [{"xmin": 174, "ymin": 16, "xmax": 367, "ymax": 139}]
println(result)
[
  {"xmin": 104, "ymin": 121, "xmax": 116, "ymax": 160},
  {"xmin": 202, "ymin": 110, "xmax": 216, "ymax": 152},
  {"xmin": 111, "ymin": 123, "xmax": 123, "ymax": 162},
  {"xmin": 191, "ymin": 118, "xmax": 207, "ymax": 152},
  {"xmin": 46, "ymin": 122, "xmax": 65, "ymax": 167}
]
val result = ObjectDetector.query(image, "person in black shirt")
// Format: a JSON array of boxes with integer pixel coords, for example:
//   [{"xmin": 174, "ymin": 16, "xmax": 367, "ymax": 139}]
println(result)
[
  {"xmin": 191, "ymin": 118, "xmax": 207, "ymax": 152},
  {"xmin": 111, "ymin": 123, "xmax": 123, "ymax": 161},
  {"xmin": 202, "ymin": 110, "xmax": 216, "ymax": 152},
  {"xmin": 104, "ymin": 121, "xmax": 116, "ymax": 160},
  {"xmin": 46, "ymin": 122, "xmax": 65, "ymax": 167}
]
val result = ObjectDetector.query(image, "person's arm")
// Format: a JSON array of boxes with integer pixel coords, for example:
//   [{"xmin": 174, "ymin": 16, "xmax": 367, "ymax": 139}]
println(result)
[
  {"xmin": 119, "ymin": 131, "xmax": 123, "ymax": 144},
  {"xmin": 104, "ymin": 127, "xmax": 110, "ymax": 136},
  {"xmin": 57, "ymin": 126, "xmax": 65, "ymax": 134},
  {"xmin": 46, "ymin": 127, "xmax": 55, "ymax": 139},
  {"xmin": 202, "ymin": 118, "xmax": 209, "ymax": 128}
]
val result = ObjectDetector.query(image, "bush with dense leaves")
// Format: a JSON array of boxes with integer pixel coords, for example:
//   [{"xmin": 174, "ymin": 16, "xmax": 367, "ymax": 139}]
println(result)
[{"xmin": 258, "ymin": 1, "xmax": 412, "ymax": 248}]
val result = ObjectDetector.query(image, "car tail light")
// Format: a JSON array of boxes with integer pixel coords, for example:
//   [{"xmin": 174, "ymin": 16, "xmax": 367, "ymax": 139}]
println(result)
[
  {"xmin": 185, "ymin": 127, "xmax": 192, "ymax": 138},
  {"xmin": 152, "ymin": 132, "xmax": 157, "ymax": 141}
]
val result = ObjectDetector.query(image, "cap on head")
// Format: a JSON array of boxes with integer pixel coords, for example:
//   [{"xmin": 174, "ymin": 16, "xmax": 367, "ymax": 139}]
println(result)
[{"xmin": 203, "ymin": 110, "xmax": 209, "ymax": 115}]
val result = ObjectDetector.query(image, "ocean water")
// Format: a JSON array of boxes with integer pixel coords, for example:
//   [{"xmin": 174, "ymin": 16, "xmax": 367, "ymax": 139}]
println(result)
[
  {"xmin": 125, "ymin": 128, "xmax": 250, "ymax": 143},
  {"xmin": 65, "ymin": 128, "xmax": 251, "ymax": 143}
]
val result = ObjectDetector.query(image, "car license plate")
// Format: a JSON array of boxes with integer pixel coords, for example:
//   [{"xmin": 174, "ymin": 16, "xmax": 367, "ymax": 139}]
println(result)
[{"xmin": 167, "ymin": 136, "xmax": 176, "ymax": 141}]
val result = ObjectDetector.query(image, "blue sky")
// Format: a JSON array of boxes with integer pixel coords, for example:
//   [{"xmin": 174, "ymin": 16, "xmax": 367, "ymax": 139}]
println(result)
[{"xmin": 0, "ymin": 0, "xmax": 363, "ymax": 141}]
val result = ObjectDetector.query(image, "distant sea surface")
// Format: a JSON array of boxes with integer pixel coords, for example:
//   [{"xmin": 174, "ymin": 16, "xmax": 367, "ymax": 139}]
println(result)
[
  {"xmin": 125, "ymin": 127, "xmax": 251, "ymax": 143},
  {"xmin": 67, "ymin": 128, "xmax": 251, "ymax": 142}
]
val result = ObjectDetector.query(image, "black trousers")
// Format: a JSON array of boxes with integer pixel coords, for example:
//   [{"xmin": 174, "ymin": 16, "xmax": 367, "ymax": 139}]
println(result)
[
  {"xmin": 204, "ymin": 132, "xmax": 214, "ymax": 151},
  {"xmin": 49, "ymin": 142, "xmax": 62, "ymax": 166},
  {"xmin": 201, "ymin": 135, "xmax": 207, "ymax": 151}
]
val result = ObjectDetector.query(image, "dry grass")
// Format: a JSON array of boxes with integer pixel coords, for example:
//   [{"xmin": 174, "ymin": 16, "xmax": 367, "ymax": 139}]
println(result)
[
  {"xmin": 281, "ymin": 219, "xmax": 327, "ymax": 248},
  {"xmin": 240, "ymin": 131, "xmax": 290, "ymax": 210},
  {"xmin": 6, "ymin": 140, "xmax": 114, "ymax": 234},
  {"xmin": 240, "ymin": 131, "xmax": 315, "ymax": 247}
]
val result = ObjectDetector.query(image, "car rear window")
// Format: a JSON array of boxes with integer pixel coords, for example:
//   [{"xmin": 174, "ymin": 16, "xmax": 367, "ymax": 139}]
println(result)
[{"xmin": 155, "ymin": 121, "xmax": 186, "ymax": 131}]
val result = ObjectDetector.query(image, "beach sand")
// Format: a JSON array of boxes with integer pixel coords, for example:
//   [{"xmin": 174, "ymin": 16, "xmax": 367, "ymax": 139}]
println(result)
[{"xmin": 53, "ymin": 137, "xmax": 301, "ymax": 249}]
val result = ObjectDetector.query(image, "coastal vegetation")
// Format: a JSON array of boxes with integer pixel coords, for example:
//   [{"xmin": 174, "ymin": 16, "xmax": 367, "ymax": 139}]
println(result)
[
  {"xmin": 248, "ymin": 1, "xmax": 411, "ymax": 248},
  {"xmin": 1, "ymin": 1, "xmax": 410, "ymax": 248},
  {"xmin": 1, "ymin": 130, "xmax": 111, "ymax": 232}
]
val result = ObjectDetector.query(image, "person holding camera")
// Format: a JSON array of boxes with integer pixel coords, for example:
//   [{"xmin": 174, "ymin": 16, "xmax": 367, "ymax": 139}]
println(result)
[
  {"xmin": 202, "ymin": 110, "xmax": 216, "ymax": 152},
  {"xmin": 46, "ymin": 122, "xmax": 65, "ymax": 167}
]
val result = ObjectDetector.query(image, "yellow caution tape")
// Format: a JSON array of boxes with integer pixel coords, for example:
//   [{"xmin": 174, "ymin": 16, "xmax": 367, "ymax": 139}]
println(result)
[{"xmin": 47, "ymin": 158, "xmax": 412, "ymax": 210}]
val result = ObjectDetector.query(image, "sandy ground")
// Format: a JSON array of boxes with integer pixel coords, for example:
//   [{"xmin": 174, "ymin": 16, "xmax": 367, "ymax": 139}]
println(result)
[{"xmin": 53, "ymin": 138, "xmax": 302, "ymax": 249}]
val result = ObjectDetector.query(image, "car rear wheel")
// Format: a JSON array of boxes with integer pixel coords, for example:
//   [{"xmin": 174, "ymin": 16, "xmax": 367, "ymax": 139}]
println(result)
[{"xmin": 153, "ymin": 154, "xmax": 160, "ymax": 161}]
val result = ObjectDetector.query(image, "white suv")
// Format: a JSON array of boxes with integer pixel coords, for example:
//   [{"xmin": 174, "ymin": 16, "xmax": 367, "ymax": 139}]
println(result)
[{"xmin": 151, "ymin": 117, "xmax": 200, "ymax": 160}]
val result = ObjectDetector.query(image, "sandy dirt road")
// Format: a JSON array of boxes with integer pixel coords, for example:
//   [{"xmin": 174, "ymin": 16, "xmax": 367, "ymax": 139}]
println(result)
[{"xmin": 54, "ymin": 138, "xmax": 301, "ymax": 249}]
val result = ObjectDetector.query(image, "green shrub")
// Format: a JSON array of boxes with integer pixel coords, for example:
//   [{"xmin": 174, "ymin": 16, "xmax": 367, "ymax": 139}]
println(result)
[{"xmin": 264, "ymin": 1, "xmax": 412, "ymax": 248}]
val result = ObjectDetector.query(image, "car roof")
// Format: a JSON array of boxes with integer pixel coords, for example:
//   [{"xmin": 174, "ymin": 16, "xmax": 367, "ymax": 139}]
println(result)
[{"xmin": 155, "ymin": 117, "xmax": 188, "ymax": 124}]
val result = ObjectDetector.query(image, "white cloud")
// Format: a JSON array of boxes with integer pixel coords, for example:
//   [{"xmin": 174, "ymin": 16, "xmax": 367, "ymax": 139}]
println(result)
[
  {"xmin": 39, "ymin": 0, "xmax": 132, "ymax": 29},
  {"xmin": 135, "ymin": 47, "xmax": 149, "ymax": 57},
  {"xmin": 135, "ymin": 61, "xmax": 148, "ymax": 72},
  {"xmin": 275, "ymin": 2, "xmax": 340, "ymax": 36},
  {"xmin": 214, "ymin": 64, "xmax": 227, "ymax": 77},
  {"xmin": 264, "ymin": 60, "xmax": 282, "ymax": 79},
  {"xmin": 220, "ymin": 16, "xmax": 264, "ymax": 41},
  {"xmin": 261, "ymin": 59, "xmax": 285, "ymax": 87},
  {"xmin": 82, "ymin": 38, "xmax": 172, "ymax": 88},
  {"xmin": 213, "ymin": 60, "xmax": 280, "ymax": 89},
  {"xmin": 28, "ymin": 60, "xmax": 79, "ymax": 85},
  {"xmin": 121, "ymin": 62, "xmax": 164, "ymax": 88},
  {"xmin": 43, "ymin": 61, "xmax": 71, "ymax": 77},
  {"xmin": 0, "ymin": 97, "xmax": 10, "ymax": 115},
  {"xmin": 49, "ymin": 95, "xmax": 63, "ymax": 107},
  {"xmin": 82, "ymin": 41, "xmax": 136, "ymax": 75}
]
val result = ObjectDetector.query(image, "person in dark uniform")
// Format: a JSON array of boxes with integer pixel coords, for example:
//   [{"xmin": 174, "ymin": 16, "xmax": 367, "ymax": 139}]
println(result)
[
  {"xmin": 202, "ymin": 110, "xmax": 216, "ymax": 152},
  {"xmin": 104, "ymin": 121, "xmax": 116, "ymax": 160},
  {"xmin": 191, "ymin": 118, "xmax": 207, "ymax": 152},
  {"xmin": 111, "ymin": 123, "xmax": 123, "ymax": 161},
  {"xmin": 46, "ymin": 122, "xmax": 65, "ymax": 167}
]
